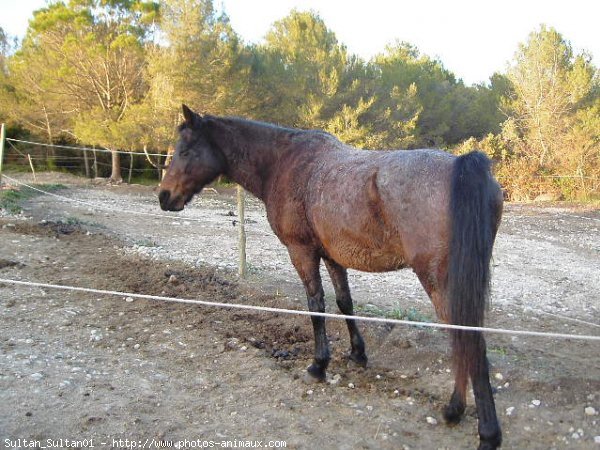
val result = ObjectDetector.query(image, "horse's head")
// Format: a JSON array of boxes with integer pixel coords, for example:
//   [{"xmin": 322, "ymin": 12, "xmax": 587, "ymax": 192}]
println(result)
[{"xmin": 159, "ymin": 105, "xmax": 227, "ymax": 211}]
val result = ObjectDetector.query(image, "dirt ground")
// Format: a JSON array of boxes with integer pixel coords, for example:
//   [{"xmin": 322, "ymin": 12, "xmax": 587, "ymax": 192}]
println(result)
[{"xmin": 0, "ymin": 173, "xmax": 599, "ymax": 449}]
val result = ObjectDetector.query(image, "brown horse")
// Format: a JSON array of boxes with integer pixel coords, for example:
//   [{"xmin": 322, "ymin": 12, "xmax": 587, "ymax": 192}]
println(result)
[{"xmin": 159, "ymin": 105, "xmax": 503, "ymax": 449}]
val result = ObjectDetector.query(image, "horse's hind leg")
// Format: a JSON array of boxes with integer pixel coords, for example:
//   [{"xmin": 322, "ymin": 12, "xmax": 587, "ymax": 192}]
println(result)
[
  {"xmin": 422, "ymin": 281, "xmax": 501, "ymax": 447},
  {"xmin": 324, "ymin": 258, "xmax": 367, "ymax": 367},
  {"xmin": 287, "ymin": 244, "xmax": 330, "ymax": 381},
  {"xmin": 415, "ymin": 272, "xmax": 468, "ymax": 424},
  {"xmin": 444, "ymin": 356, "xmax": 468, "ymax": 424},
  {"xmin": 469, "ymin": 333, "xmax": 502, "ymax": 449}
]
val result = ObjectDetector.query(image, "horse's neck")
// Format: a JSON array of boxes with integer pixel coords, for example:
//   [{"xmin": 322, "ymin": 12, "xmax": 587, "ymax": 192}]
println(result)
[{"xmin": 210, "ymin": 118, "xmax": 288, "ymax": 200}]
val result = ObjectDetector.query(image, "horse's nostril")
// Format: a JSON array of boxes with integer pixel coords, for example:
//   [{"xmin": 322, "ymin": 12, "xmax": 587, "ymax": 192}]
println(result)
[{"xmin": 159, "ymin": 190, "xmax": 170, "ymax": 206}]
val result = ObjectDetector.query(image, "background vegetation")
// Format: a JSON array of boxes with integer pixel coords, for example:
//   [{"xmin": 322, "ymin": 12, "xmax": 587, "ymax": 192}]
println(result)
[{"xmin": 1, "ymin": 0, "xmax": 598, "ymax": 200}]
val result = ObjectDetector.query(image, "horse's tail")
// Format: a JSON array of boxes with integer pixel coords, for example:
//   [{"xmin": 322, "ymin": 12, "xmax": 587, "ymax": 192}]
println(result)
[{"xmin": 448, "ymin": 151, "xmax": 501, "ymax": 378}]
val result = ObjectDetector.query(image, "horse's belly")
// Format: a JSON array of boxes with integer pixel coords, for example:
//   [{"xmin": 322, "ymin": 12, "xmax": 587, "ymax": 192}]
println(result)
[{"xmin": 321, "ymin": 232, "xmax": 407, "ymax": 272}]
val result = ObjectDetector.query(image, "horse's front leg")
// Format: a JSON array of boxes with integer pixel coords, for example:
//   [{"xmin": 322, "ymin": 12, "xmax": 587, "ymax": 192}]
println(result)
[
  {"xmin": 287, "ymin": 244, "xmax": 330, "ymax": 381},
  {"xmin": 324, "ymin": 258, "xmax": 367, "ymax": 367}
]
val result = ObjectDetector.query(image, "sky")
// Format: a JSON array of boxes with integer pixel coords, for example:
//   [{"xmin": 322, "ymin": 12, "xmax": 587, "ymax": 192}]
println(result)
[{"xmin": 1, "ymin": 0, "xmax": 599, "ymax": 86}]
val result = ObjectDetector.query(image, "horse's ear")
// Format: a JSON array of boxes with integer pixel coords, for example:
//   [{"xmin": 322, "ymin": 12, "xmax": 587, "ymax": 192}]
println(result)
[{"xmin": 182, "ymin": 104, "xmax": 196, "ymax": 126}]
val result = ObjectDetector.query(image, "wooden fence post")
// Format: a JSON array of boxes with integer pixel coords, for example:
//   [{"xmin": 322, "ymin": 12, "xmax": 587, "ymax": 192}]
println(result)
[
  {"xmin": 83, "ymin": 149, "xmax": 90, "ymax": 178},
  {"xmin": 237, "ymin": 184, "xmax": 247, "ymax": 278},
  {"xmin": 92, "ymin": 146, "xmax": 98, "ymax": 178},
  {"xmin": 128, "ymin": 152, "xmax": 134, "ymax": 184},
  {"xmin": 0, "ymin": 123, "xmax": 5, "ymax": 184},
  {"xmin": 27, "ymin": 154, "xmax": 36, "ymax": 182}
]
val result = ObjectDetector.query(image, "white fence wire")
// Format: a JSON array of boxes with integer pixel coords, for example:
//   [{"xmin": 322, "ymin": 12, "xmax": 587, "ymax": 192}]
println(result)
[
  {"xmin": 2, "ymin": 278, "xmax": 599, "ymax": 342},
  {"xmin": 1, "ymin": 139, "xmax": 599, "ymax": 342}
]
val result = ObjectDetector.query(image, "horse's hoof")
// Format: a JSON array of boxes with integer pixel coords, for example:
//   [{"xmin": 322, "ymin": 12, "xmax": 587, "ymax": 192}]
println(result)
[
  {"xmin": 301, "ymin": 371, "xmax": 323, "ymax": 384},
  {"xmin": 477, "ymin": 441, "xmax": 500, "ymax": 450},
  {"xmin": 348, "ymin": 352, "xmax": 368, "ymax": 368},
  {"xmin": 305, "ymin": 364, "xmax": 326, "ymax": 382},
  {"xmin": 443, "ymin": 402, "xmax": 466, "ymax": 425},
  {"xmin": 477, "ymin": 428, "xmax": 502, "ymax": 450}
]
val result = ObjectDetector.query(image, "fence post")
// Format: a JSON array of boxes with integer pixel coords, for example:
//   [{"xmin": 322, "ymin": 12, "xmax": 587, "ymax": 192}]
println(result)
[
  {"xmin": 0, "ymin": 123, "xmax": 5, "ymax": 185},
  {"xmin": 27, "ymin": 154, "xmax": 36, "ymax": 182},
  {"xmin": 237, "ymin": 184, "xmax": 247, "ymax": 278},
  {"xmin": 83, "ymin": 149, "xmax": 90, "ymax": 178},
  {"xmin": 128, "ymin": 152, "xmax": 134, "ymax": 184},
  {"xmin": 92, "ymin": 146, "xmax": 97, "ymax": 178}
]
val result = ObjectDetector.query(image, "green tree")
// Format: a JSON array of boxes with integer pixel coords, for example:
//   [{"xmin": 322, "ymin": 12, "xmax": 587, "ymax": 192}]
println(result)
[
  {"xmin": 252, "ymin": 10, "xmax": 347, "ymax": 127},
  {"xmin": 247, "ymin": 11, "xmax": 387, "ymax": 149},
  {"xmin": 9, "ymin": 0, "xmax": 158, "ymax": 181},
  {"xmin": 373, "ymin": 42, "xmax": 457, "ymax": 146},
  {"xmin": 137, "ymin": 0, "xmax": 248, "ymax": 155},
  {"xmin": 0, "ymin": 26, "xmax": 11, "ymax": 124},
  {"xmin": 506, "ymin": 25, "xmax": 598, "ymax": 167},
  {"xmin": 0, "ymin": 27, "xmax": 9, "ymax": 72}
]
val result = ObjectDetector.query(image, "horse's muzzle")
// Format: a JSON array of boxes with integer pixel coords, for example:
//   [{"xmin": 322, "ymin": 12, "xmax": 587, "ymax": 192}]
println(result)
[{"xmin": 158, "ymin": 189, "xmax": 184, "ymax": 211}]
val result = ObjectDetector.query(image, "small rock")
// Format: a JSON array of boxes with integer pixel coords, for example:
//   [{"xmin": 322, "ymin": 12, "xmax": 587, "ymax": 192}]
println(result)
[
  {"xmin": 125, "ymin": 297, "xmax": 134, "ymax": 303},
  {"xmin": 133, "ymin": 344, "xmax": 140, "ymax": 350},
  {"xmin": 272, "ymin": 349, "xmax": 290, "ymax": 358},
  {"xmin": 571, "ymin": 432, "xmax": 580, "ymax": 440},
  {"xmin": 224, "ymin": 338, "xmax": 239, "ymax": 351},
  {"xmin": 494, "ymin": 373, "xmax": 503, "ymax": 381},
  {"xmin": 531, "ymin": 399, "xmax": 541, "ymax": 407},
  {"xmin": 348, "ymin": 382, "xmax": 355, "ymax": 389},
  {"xmin": 30, "ymin": 373, "xmax": 43, "ymax": 381},
  {"xmin": 90, "ymin": 331, "xmax": 102, "ymax": 342},
  {"xmin": 585, "ymin": 406, "xmax": 597, "ymax": 416},
  {"xmin": 594, "ymin": 435, "xmax": 600, "ymax": 444},
  {"xmin": 329, "ymin": 374, "xmax": 342, "ymax": 385},
  {"xmin": 306, "ymin": 389, "xmax": 313, "ymax": 395},
  {"xmin": 426, "ymin": 416, "xmax": 438, "ymax": 425},
  {"xmin": 167, "ymin": 274, "xmax": 179, "ymax": 285},
  {"xmin": 505, "ymin": 406, "xmax": 515, "ymax": 416}
]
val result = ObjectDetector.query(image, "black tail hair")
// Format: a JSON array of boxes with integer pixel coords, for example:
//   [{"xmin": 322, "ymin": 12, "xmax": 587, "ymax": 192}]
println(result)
[{"xmin": 448, "ymin": 151, "xmax": 500, "ymax": 375}]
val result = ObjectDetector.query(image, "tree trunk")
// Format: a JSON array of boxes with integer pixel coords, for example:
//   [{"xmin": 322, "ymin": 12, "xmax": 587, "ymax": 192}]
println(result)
[
  {"xmin": 110, "ymin": 149, "xmax": 122, "ymax": 182},
  {"xmin": 42, "ymin": 105, "xmax": 56, "ymax": 170}
]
